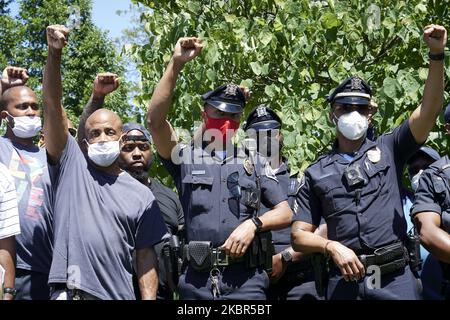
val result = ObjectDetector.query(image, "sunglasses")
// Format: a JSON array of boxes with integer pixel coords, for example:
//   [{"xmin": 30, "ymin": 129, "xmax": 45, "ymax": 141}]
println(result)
[{"xmin": 68, "ymin": 128, "xmax": 77, "ymax": 137}]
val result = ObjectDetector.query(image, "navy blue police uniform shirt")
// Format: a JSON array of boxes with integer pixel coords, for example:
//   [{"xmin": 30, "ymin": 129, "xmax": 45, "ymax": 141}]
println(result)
[
  {"xmin": 411, "ymin": 156, "xmax": 450, "ymax": 234},
  {"xmin": 260, "ymin": 161, "xmax": 296, "ymax": 253},
  {"xmin": 293, "ymin": 121, "xmax": 421, "ymax": 254},
  {"xmin": 160, "ymin": 143, "xmax": 287, "ymax": 247}
]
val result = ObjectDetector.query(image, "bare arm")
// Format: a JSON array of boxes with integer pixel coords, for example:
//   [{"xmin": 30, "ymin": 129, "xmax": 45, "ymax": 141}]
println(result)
[
  {"xmin": 77, "ymin": 73, "xmax": 119, "ymax": 145},
  {"xmin": 43, "ymin": 25, "xmax": 70, "ymax": 163},
  {"xmin": 221, "ymin": 200, "xmax": 293, "ymax": 259},
  {"xmin": 136, "ymin": 247, "xmax": 159, "ymax": 300},
  {"xmin": 291, "ymin": 221, "xmax": 365, "ymax": 281},
  {"xmin": 0, "ymin": 236, "xmax": 16, "ymax": 300},
  {"xmin": 147, "ymin": 37, "xmax": 203, "ymax": 160},
  {"xmin": 415, "ymin": 212, "xmax": 450, "ymax": 264},
  {"xmin": 409, "ymin": 24, "xmax": 447, "ymax": 143}
]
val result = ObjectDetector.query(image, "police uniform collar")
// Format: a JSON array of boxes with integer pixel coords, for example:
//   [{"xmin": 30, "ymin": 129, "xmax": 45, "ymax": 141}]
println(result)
[
  {"xmin": 273, "ymin": 160, "xmax": 289, "ymax": 176},
  {"xmin": 325, "ymin": 137, "xmax": 377, "ymax": 167}
]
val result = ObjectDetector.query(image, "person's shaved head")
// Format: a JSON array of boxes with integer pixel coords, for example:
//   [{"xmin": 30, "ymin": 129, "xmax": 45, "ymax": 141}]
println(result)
[
  {"xmin": 0, "ymin": 86, "xmax": 39, "ymax": 113},
  {"xmin": 85, "ymin": 108, "xmax": 123, "ymax": 144}
]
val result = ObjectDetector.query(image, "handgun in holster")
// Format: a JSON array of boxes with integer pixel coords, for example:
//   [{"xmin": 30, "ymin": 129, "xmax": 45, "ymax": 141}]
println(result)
[
  {"xmin": 311, "ymin": 253, "xmax": 329, "ymax": 298},
  {"xmin": 162, "ymin": 234, "xmax": 183, "ymax": 293},
  {"xmin": 405, "ymin": 228, "xmax": 422, "ymax": 273},
  {"xmin": 259, "ymin": 231, "xmax": 274, "ymax": 273}
]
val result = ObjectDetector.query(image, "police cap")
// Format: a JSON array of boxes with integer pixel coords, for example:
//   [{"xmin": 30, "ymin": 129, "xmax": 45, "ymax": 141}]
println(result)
[
  {"xmin": 243, "ymin": 105, "xmax": 282, "ymax": 131},
  {"xmin": 201, "ymin": 84, "xmax": 246, "ymax": 114},
  {"xmin": 327, "ymin": 76, "xmax": 372, "ymax": 106}
]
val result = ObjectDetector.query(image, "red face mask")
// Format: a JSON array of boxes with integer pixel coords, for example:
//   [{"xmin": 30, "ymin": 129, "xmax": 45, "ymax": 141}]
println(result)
[{"xmin": 202, "ymin": 112, "xmax": 240, "ymax": 143}]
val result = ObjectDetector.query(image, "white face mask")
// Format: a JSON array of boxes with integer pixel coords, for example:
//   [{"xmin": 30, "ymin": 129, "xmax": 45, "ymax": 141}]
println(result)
[
  {"xmin": 336, "ymin": 111, "xmax": 369, "ymax": 141},
  {"xmin": 410, "ymin": 169, "xmax": 423, "ymax": 192},
  {"xmin": 86, "ymin": 140, "xmax": 120, "ymax": 167},
  {"xmin": 7, "ymin": 114, "xmax": 42, "ymax": 138}
]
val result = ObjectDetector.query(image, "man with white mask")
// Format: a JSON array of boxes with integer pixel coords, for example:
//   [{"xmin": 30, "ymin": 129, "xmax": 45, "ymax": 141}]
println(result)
[
  {"xmin": 42, "ymin": 25, "xmax": 167, "ymax": 300},
  {"xmin": 0, "ymin": 66, "xmax": 54, "ymax": 300},
  {"xmin": 291, "ymin": 24, "xmax": 447, "ymax": 300}
]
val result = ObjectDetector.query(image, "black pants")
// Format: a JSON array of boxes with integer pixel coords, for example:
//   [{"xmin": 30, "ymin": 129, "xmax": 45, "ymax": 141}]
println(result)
[{"xmin": 15, "ymin": 269, "xmax": 50, "ymax": 300}]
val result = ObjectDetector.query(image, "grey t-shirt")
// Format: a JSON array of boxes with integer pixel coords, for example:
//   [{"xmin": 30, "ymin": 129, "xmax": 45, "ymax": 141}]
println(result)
[
  {"xmin": 0, "ymin": 136, "xmax": 53, "ymax": 274},
  {"xmin": 48, "ymin": 136, "xmax": 167, "ymax": 300}
]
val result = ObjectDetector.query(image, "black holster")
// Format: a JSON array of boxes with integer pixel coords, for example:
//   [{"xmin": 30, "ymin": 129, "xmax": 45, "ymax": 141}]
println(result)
[
  {"xmin": 405, "ymin": 230, "xmax": 422, "ymax": 273},
  {"xmin": 162, "ymin": 235, "xmax": 183, "ymax": 292},
  {"xmin": 245, "ymin": 231, "xmax": 274, "ymax": 273},
  {"xmin": 311, "ymin": 253, "xmax": 329, "ymax": 298}
]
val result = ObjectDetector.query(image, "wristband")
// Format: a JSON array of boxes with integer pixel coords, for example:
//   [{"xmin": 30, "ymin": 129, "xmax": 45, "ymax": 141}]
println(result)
[{"xmin": 429, "ymin": 51, "xmax": 445, "ymax": 61}]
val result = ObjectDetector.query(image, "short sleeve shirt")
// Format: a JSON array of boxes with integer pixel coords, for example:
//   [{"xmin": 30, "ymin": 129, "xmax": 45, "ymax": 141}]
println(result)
[
  {"xmin": 160, "ymin": 143, "xmax": 287, "ymax": 247},
  {"xmin": 411, "ymin": 156, "xmax": 450, "ymax": 233},
  {"xmin": 48, "ymin": 136, "xmax": 167, "ymax": 300},
  {"xmin": 0, "ymin": 162, "xmax": 20, "ymax": 239},
  {"xmin": 294, "ymin": 121, "xmax": 421, "ymax": 253},
  {"xmin": 0, "ymin": 136, "xmax": 53, "ymax": 274}
]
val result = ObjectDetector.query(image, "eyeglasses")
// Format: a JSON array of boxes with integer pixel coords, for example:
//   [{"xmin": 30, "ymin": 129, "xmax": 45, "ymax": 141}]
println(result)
[{"xmin": 227, "ymin": 171, "xmax": 241, "ymax": 199}]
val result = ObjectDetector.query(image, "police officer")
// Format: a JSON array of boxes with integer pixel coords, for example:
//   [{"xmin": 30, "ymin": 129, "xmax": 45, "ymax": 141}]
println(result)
[
  {"xmin": 146, "ymin": 37, "xmax": 293, "ymax": 300},
  {"xmin": 291, "ymin": 24, "xmax": 447, "ymax": 300},
  {"xmin": 403, "ymin": 146, "xmax": 443, "ymax": 300},
  {"xmin": 244, "ymin": 105, "xmax": 326, "ymax": 300},
  {"xmin": 411, "ymin": 102, "xmax": 450, "ymax": 300}
]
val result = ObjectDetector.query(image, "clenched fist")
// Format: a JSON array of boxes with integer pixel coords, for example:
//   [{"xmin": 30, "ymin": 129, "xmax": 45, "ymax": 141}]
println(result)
[
  {"xmin": 46, "ymin": 25, "xmax": 70, "ymax": 51},
  {"xmin": 1, "ymin": 67, "xmax": 29, "ymax": 91},
  {"xmin": 172, "ymin": 37, "xmax": 203, "ymax": 66},
  {"xmin": 93, "ymin": 73, "xmax": 120, "ymax": 99},
  {"xmin": 423, "ymin": 24, "xmax": 447, "ymax": 54}
]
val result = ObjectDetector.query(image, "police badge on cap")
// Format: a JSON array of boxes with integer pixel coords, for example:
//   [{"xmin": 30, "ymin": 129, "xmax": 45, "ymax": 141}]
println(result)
[
  {"xmin": 327, "ymin": 76, "xmax": 372, "ymax": 106},
  {"xmin": 243, "ymin": 105, "xmax": 282, "ymax": 131},
  {"xmin": 201, "ymin": 84, "xmax": 246, "ymax": 114}
]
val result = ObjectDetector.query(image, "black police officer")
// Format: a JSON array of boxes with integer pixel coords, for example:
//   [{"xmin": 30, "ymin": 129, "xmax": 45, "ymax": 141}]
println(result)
[
  {"xmin": 291, "ymin": 24, "xmax": 447, "ymax": 300},
  {"xmin": 412, "ymin": 103, "xmax": 450, "ymax": 300},
  {"xmin": 244, "ymin": 105, "xmax": 327, "ymax": 300},
  {"xmin": 146, "ymin": 37, "xmax": 293, "ymax": 300}
]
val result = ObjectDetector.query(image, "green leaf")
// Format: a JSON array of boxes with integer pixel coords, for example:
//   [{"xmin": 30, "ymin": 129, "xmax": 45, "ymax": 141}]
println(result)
[
  {"xmin": 320, "ymin": 12, "xmax": 341, "ymax": 29},
  {"xmin": 224, "ymin": 14, "xmax": 236, "ymax": 24},
  {"xmin": 382, "ymin": 77, "xmax": 401, "ymax": 99},
  {"xmin": 250, "ymin": 61, "xmax": 262, "ymax": 76}
]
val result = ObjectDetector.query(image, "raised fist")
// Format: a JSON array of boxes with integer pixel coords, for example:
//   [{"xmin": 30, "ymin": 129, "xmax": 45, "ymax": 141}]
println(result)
[
  {"xmin": 46, "ymin": 25, "xmax": 70, "ymax": 50},
  {"xmin": 93, "ymin": 73, "xmax": 120, "ymax": 98},
  {"xmin": 173, "ymin": 37, "xmax": 203, "ymax": 65},
  {"xmin": 423, "ymin": 24, "xmax": 447, "ymax": 54},
  {"xmin": 239, "ymin": 85, "xmax": 251, "ymax": 101},
  {"xmin": 1, "ymin": 67, "xmax": 29, "ymax": 90}
]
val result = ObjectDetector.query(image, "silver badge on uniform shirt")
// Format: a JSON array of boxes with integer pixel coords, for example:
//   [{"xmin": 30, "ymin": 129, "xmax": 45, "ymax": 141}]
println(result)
[
  {"xmin": 264, "ymin": 163, "xmax": 278, "ymax": 182},
  {"xmin": 367, "ymin": 147, "xmax": 381, "ymax": 163},
  {"xmin": 244, "ymin": 158, "xmax": 254, "ymax": 176}
]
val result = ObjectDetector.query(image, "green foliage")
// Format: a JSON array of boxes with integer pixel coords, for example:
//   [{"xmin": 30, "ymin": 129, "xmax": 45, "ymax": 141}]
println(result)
[
  {"xmin": 128, "ymin": 0, "xmax": 450, "ymax": 178},
  {"xmin": 0, "ymin": 0, "xmax": 130, "ymax": 125}
]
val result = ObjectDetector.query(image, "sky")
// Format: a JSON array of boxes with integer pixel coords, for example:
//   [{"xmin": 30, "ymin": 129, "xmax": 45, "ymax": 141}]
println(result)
[{"xmin": 9, "ymin": 0, "xmax": 135, "ymax": 41}]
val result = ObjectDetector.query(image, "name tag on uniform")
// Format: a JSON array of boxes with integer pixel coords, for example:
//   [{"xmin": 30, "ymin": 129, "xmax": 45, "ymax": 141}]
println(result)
[{"xmin": 192, "ymin": 170, "xmax": 206, "ymax": 176}]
